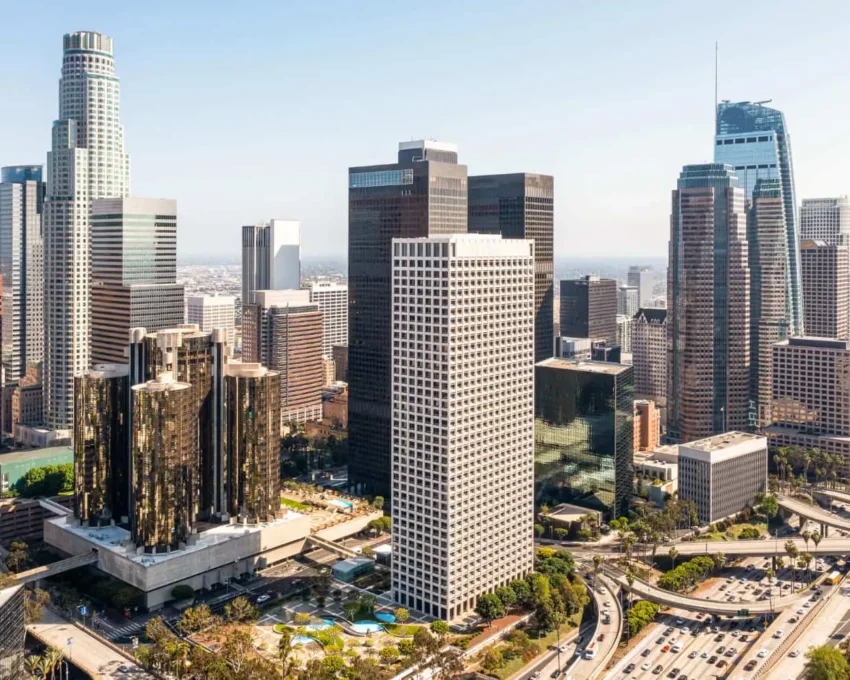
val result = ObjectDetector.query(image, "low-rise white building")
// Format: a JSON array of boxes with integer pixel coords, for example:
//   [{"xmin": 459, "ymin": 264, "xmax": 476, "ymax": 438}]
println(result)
[{"xmin": 678, "ymin": 432, "xmax": 767, "ymax": 525}]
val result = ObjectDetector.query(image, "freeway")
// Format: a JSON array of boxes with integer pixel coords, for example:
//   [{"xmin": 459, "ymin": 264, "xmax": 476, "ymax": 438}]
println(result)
[
  {"xmin": 778, "ymin": 495, "xmax": 850, "ymax": 533},
  {"xmin": 566, "ymin": 574, "xmax": 622, "ymax": 679},
  {"xmin": 603, "ymin": 565, "xmax": 814, "ymax": 615}
]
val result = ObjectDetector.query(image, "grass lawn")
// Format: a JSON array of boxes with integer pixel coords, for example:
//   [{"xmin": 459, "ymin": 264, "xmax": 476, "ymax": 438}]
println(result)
[
  {"xmin": 699, "ymin": 522, "xmax": 767, "ymax": 542},
  {"xmin": 280, "ymin": 496, "xmax": 310, "ymax": 511},
  {"xmin": 490, "ymin": 613, "xmax": 581, "ymax": 679}
]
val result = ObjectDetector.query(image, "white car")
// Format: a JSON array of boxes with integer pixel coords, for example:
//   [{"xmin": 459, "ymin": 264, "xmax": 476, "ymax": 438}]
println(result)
[
  {"xmin": 675, "ymin": 618, "xmax": 685, "ymax": 625},
  {"xmin": 604, "ymin": 600, "xmax": 611, "ymax": 607},
  {"xmin": 731, "ymin": 630, "xmax": 740, "ymax": 637},
  {"xmin": 641, "ymin": 662, "xmax": 652, "ymax": 671},
  {"xmin": 774, "ymin": 629, "xmax": 784, "ymax": 638},
  {"xmin": 681, "ymin": 626, "xmax": 689, "ymax": 633},
  {"xmin": 758, "ymin": 648, "xmax": 768, "ymax": 658},
  {"xmin": 256, "ymin": 594, "xmax": 271, "ymax": 604},
  {"xmin": 559, "ymin": 644, "xmax": 569, "ymax": 653},
  {"xmin": 790, "ymin": 649, "xmax": 801, "ymax": 658},
  {"xmin": 701, "ymin": 651, "xmax": 709, "ymax": 658},
  {"xmin": 672, "ymin": 643, "xmax": 683, "ymax": 653}
]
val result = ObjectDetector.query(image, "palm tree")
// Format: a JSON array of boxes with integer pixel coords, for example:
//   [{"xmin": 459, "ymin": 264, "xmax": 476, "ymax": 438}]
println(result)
[
  {"xmin": 803, "ymin": 553, "xmax": 813, "ymax": 583},
  {"xmin": 650, "ymin": 531, "xmax": 661, "ymax": 567},
  {"xmin": 592, "ymin": 554, "xmax": 604, "ymax": 584},
  {"xmin": 623, "ymin": 534, "xmax": 636, "ymax": 563},
  {"xmin": 25, "ymin": 655, "xmax": 42, "ymax": 678},
  {"xmin": 625, "ymin": 568, "xmax": 636, "ymax": 641},
  {"xmin": 765, "ymin": 567, "xmax": 776, "ymax": 581},
  {"xmin": 785, "ymin": 541, "xmax": 799, "ymax": 592},
  {"xmin": 775, "ymin": 556, "xmax": 785, "ymax": 571},
  {"xmin": 812, "ymin": 531, "xmax": 822, "ymax": 552},
  {"xmin": 801, "ymin": 529, "xmax": 811, "ymax": 552},
  {"xmin": 668, "ymin": 547, "xmax": 679, "ymax": 570},
  {"xmin": 45, "ymin": 647, "xmax": 63, "ymax": 680}
]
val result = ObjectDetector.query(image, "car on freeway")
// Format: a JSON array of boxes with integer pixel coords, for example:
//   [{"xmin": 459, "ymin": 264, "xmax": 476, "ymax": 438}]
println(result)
[
  {"xmin": 716, "ymin": 646, "xmax": 726, "ymax": 654},
  {"xmin": 256, "ymin": 594, "xmax": 271, "ymax": 604},
  {"xmin": 757, "ymin": 648, "xmax": 769, "ymax": 658},
  {"xmin": 664, "ymin": 627, "xmax": 674, "ymax": 635},
  {"xmin": 715, "ymin": 634, "xmax": 724, "ymax": 642},
  {"xmin": 641, "ymin": 662, "xmax": 652, "ymax": 671},
  {"xmin": 672, "ymin": 643, "xmax": 683, "ymax": 653},
  {"xmin": 530, "ymin": 673, "xmax": 540, "ymax": 680},
  {"xmin": 666, "ymin": 670, "xmax": 678, "ymax": 679},
  {"xmin": 708, "ymin": 656, "xmax": 718, "ymax": 664},
  {"xmin": 790, "ymin": 649, "xmax": 801, "ymax": 657},
  {"xmin": 675, "ymin": 618, "xmax": 685, "ymax": 625},
  {"xmin": 688, "ymin": 651, "xmax": 698, "ymax": 659},
  {"xmin": 724, "ymin": 648, "xmax": 736, "ymax": 657},
  {"xmin": 642, "ymin": 649, "xmax": 652, "ymax": 657},
  {"xmin": 716, "ymin": 659, "xmax": 728, "ymax": 668},
  {"xmin": 745, "ymin": 660, "xmax": 758, "ymax": 671},
  {"xmin": 550, "ymin": 671, "xmax": 559, "ymax": 679},
  {"xmin": 597, "ymin": 634, "xmax": 605, "ymax": 642},
  {"xmin": 731, "ymin": 630, "xmax": 740, "ymax": 637},
  {"xmin": 653, "ymin": 665, "xmax": 663, "ymax": 675},
  {"xmin": 625, "ymin": 663, "xmax": 636, "ymax": 673},
  {"xmin": 774, "ymin": 629, "xmax": 784, "ymax": 638},
  {"xmin": 740, "ymin": 635, "xmax": 749, "ymax": 642},
  {"xmin": 656, "ymin": 637, "xmax": 666, "ymax": 644},
  {"xmin": 701, "ymin": 651, "xmax": 709, "ymax": 658},
  {"xmin": 661, "ymin": 645, "xmax": 670, "ymax": 653},
  {"xmin": 789, "ymin": 616, "xmax": 799, "ymax": 623},
  {"xmin": 681, "ymin": 626, "xmax": 689, "ymax": 633}
]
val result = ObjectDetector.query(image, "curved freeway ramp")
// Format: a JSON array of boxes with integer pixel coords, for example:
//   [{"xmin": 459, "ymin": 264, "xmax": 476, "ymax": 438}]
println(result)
[
  {"xmin": 603, "ymin": 565, "xmax": 812, "ymax": 615},
  {"xmin": 566, "ymin": 574, "xmax": 622, "ymax": 680},
  {"xmin": 778, "ymin": 495, "xmax": 850, "ymax": 533}
]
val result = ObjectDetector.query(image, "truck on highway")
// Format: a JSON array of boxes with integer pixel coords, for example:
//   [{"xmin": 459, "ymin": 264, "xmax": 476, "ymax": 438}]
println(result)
[
  {"xmin": 826, "ymin": 570, "xmax": 842, "ymax": 585},
  {"xmin": 584, "ymin": 641, "xmax": 597, "ymax": 660}
]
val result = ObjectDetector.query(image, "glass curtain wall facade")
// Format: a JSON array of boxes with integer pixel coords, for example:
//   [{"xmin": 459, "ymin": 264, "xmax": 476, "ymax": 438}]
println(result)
[
  {"xmin": 348, "ymin": 140, "xmax": 467, "ymax": 498},
  {"xmin": 0, "ymin": 585, "xmax": 25, "ymax": 679},
  {"xmin": 667, "ymin": 164, "xmax": 750, "ymax": 443},
  {"xmin": 468, "ymin": 173, "xmax": 555, "ymax": 362},
  {"xmin": 131, "ymin": 375, "xmax": 194, "ymax": 552},
  {"xmin": 715, "ymin": 101, "xmax": 802, "ymax": 335},
  {"xmin": 73, "ymin": 364, "xmax": 129, "ymax": 525},
  {"xmin": 223, "ymin": 363, "xmax": 282, "ymax": 523},
  {"xmin": 534, "ymin": 359, "xmax": 634, "ymax": 518},
  {"xmin": 0, "ymin": 166, "xmax": 44, "ymax": 380}
]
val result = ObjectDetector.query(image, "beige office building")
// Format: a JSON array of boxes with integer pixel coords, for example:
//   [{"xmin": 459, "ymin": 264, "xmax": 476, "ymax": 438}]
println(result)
[
  {"xmin": 801, "ymin": 239, "xmax": 850, "ymax": 340},
  {"xmin": 391, "ymin": 234, "xmax": 535, "ymax": 620},
  {"xmin": 769, "ymin": 337, "xmax": 850, "ymax": 470},
  {"xmin": 631, "ymin": 308, "xmax": 667, "ymax": 426},
  {"xmin": 678, "ymin": 432, "xmax": 768, "ymax": 525},
  {"xmin": 186, "ymin": 294, "xmax": 236, "ymax": 346},
  {"xmin": 305, "ymin": 281, "xmax": 348, "ymax": 359}
]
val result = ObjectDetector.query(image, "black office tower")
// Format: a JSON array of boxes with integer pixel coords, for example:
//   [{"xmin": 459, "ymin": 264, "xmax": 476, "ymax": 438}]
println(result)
[
  {"xmin": 559, "ymin": 275, "xmax": 617, "ymax": 343},
  {"xmin": 469, "ymin": 173, "xmax": 554, "ymax": 362},
  {"xmin": 348, "ymin": 140, "xmax": 468, "ymax": 497}
]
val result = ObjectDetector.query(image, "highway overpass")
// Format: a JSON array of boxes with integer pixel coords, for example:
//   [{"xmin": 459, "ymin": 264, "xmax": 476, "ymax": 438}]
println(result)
[
  {"xmin": 671, "ymin": 536, "xmax": 850, "ymax": 557},
  {"xmin": 603, "ymin": 565, "xmax": 813, "ymax": 615},
  {"xmin": 778, "ymin": 495, "xmax": 850, "ymax": 535}
]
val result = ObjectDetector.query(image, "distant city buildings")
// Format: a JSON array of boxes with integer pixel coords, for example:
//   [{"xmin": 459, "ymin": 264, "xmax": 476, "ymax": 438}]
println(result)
[
  {"xmin": 241, "ymin": 219, "xmax": 301, "ymax": 306},
  {"xmin": 468, "ymin": 173, "xmax": 554, "ymax": 361},
  {"xmin": 534, "ymin": 358, "xmax": 634, "ymax": 518},
  {"xmin": 747, "ymin": 179, "xmax": 789, "ymax": 429},
  {"xmin": 391, "ymin": 234, "xmax": 534, "ymax": 620},
  {"xmin": 559, "ymin": 275, "xmax": 617, "ymax": 343},
  {"xmin": 628, "ymin": 266, "xmax": 654, "ymax": 307},
  {"xmin": 631, "ymin": 308, "xmax": 667, "ymax": 427},
  {"xmin": 555, "ymin": 336, "xmax": 594, "ymax": 361},
  {"xmin": 348, "ymin": 140, "xmax": 468, "ymax": 498},
  {"xmin": 91, "ymin": 198, "xmax": 184, "ymax": 364},
  {"xmin": 243, "ymin": 290, "xmax": 323, "ymax": 424},
  {"xmin": 715, "ymin": 100, "xmax": 802, "ymax": 335},
  {"xmin": 0, "ymin": 165, "xmax": 44, "ymax": 380},
  {"xmin": 616, "ymin": 314, "xmax": 633, "ymax": 353},
  {"xmin": 186, "ymin": 293, "xmax": 236, "ymax": 346},
  {"xmin": 800, "ymin": 197, "xmax": 850, "ymax": 244},
  {"xmin": 305, "ymin": 280, "xmax": 348, "ymax": 358},
  {"xmin": 801, "ymin": 239, "xmax": 850, "ymax": 340},
  {"xmin": 769, "ymin": 337, "xmax": 850, "ymax": 464},
  {"xmin": 11, "ymin": 363, "xmax": 43, "ymax": 436},
  {"xmin": 678, "ymin": 432, "xmax": 767, "ymax": 525},
  {"xmin": 667, "ymin": 164, "xmax": 750, "ymax": 443},
  {"xmin": 44, "ymin": 31, "xmax": 130, "ymax": 430},
  {"xmin": 617, "ymin": 285, "xmax": 639, "ymax": 318}
]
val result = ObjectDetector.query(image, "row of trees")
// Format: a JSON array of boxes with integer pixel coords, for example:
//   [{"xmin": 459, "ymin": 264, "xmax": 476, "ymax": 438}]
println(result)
[
  {"xmin": 14, "ymin": 463, "xmax": 73, "ymax": 497},
  {"xmin": 775, "ymin": 445, "xmax": 846, "ymax": 489},
  {"xmin": 626, "ymin": 600, "xmax": 660, "ymax": 637},
  {"xmin": 657, "ymin": 553, "xmax": 725, "ymax": 592}
]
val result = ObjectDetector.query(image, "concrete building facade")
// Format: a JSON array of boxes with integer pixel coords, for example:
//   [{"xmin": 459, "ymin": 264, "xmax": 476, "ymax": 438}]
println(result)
[
  {"xmin": 559, "ymin": 275, "xmax": 617, "ymax": 343},
  {"xmin": 186, "ymin": 294, "xmax": 236, "ymax": 346},
  {"xmin": 618, "ymin": 285, "xmax": 639, "ymax": 318},
  {"xmin": 631, "ymin": 308, "xmax": 667, "ymax": 426},
  {"xmin": 305, "ymin": 281, "xmax": 348, "ymax": 358},
  {"xmin": 801, "ymin": 239, "xmax": 850, "ymax": 340},
  {"xmin": 44, "ymin": 32, "xmax": 130, "ymax": 429},
  {"xmin": 11, "ymin": 363, "xmax": 43, "ymax": 433},
  {"xmin": 390, "ymin": 234, "xmax": 535, "ymax": 620},
  {"xmin": 678, "ymin": 432, "xmax": 768, "ymax": 525},
  {"xmin": 800, "ymin": 196, "xmax": 850, "ymax": 244},
  {"xmin": 241, "ymin": 220, "xmax": 301, "ymax": 306}
]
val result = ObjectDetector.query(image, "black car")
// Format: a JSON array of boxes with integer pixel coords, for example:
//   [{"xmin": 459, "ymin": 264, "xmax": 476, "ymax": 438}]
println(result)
[
  {"xmin": 656, "ymin": 637, "xmax": 665, "ymax": 644},
  {"xmin": 667, "ymin": 669, "xmax": 680, "ymax": 678},
  {"xmin": 708, "ymin": 656, "xmax": 718, "ymax": 664},
  {"xmin": 714, "ymin": 634, "xmax": 724, "ymax": 642},
  {"xmin": 716, "ymin": 646, "xmax": 725, "ymax": 654},
  {"xmin": 642, "ymin": 649, "xmax": 652, "ymax": 657},
  {"xmin": 653, "ymin": 665, "xmax": 664, "ymax": 675},
  {"xmin": 625, "ymin": 663, "xmax": 636, "ymax": 673}
]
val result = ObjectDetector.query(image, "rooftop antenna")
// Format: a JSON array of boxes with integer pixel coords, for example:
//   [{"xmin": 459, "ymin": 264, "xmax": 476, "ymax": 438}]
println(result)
[{"xmin": 714, "ymin": 41, "xmax": 718, "ymax": 132}]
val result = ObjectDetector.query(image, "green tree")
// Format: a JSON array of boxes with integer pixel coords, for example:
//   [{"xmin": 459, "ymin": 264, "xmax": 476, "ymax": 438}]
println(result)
[
  {"xmin": 495, "ymin": 586, "xmax": 517, "ymax": 610},
  {"xmin": 372, "ymin": 496, "xmax": 384, "ymax": 511},
  {"xmin": 24, "ymin": 588, "xmax": 50, "ymax": 624},
  {"xmin": 224, "ymin": 595, "xmax": 259, "ymax": 622},
  {"xmin": 475, "ymin": 592, "xmax": 504, "ymax": 627},
  {"xmin": 804, "ymin": 645, "xmax": 850, "ymax": 680},
  {"xmin": 534, "ymin": 523, "xmax": 545, "ymax": 537},
  {"xmin": 171, "ymin": 584, "xmax": 194, "ymax": 600},
  {"xmin": 511, "ymin": 578, "xmax": 531, "ymax": 605},
  {"xmin": 668, "ymin": 546, "xmax": 679, "ymax": 570},
  {"xmin": 342, "ymin": 601, "xmax": 360, "ymax": 621},
  {"xmin": 177, "ymin": 604, "xmax": 216, "ymax": 635},
  {"xmin": 393, "ymin": 607, "xmax": 409, "ymax": 623},
  {"xmin": 4, "ymin": 540, "xmax": 28, "ymax": 573},
  {"xmin": 430, "ymin": 620, "xmax": 450, "ymax": 638},
  {"xmin": 481, "ymin": 648, "xmax": 503, "ymax": 673},
  {"xmin": 277, "ymin": 628, "xmax": 296, "ymax": 679},
  {"xmin": 379, "ymin": 646, "xmax": 399, "ymax": 664},
  {"xmin": 398, "ymin": 638, "xmax": 415, "ymax": 656}
]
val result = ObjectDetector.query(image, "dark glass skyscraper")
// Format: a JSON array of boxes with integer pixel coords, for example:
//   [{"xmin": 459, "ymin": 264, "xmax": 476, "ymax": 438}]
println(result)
[
  {"xmin": 348, "ymin": 140, "xmax": 467, "ymax": 497},
  {"xmin": 715, "ymin": 101, "xmax": 802, "ymax": 335},
  {"xmin": 534, "ymin": 358, "xmax": 634, "ymax": 518},
  {"xmin": 559, "ymin": 275, "xmax": 617, "ymax": 343},
  {"xmin": 469, "ymin": 173, "xmax": 554, "ymax": 362}
]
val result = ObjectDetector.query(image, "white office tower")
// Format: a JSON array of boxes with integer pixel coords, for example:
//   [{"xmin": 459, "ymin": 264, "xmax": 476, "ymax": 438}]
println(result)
[
  {"xmin": 44, "ymin": 32, "xmax": 130, "ymax": 429},
  {"xmin": 241, "ymin": 219, "xmax": 301, "ymax": 305},
  {"xmin": 0, "ymin": 166, "xmax": 44, "ymax": 379},
  {"xmin": 390, "ymin": 234, "xmax": 535, "ymax": 620},
  {"xmin": 305, "ymin": 281, "xmax": 348, "ymax": 358},
  {"xmin": 800, "ymin": 197, "xmax": 850, "ymax": 245},
  {"xmin": 186, "ymin": 294, "xmax": 236, "ymax": 346}
]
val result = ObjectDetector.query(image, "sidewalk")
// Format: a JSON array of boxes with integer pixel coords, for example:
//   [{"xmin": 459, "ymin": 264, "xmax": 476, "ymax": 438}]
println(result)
[{"xmin": 28, "ymin": 608, "xmax": 154, "ymax": 679}]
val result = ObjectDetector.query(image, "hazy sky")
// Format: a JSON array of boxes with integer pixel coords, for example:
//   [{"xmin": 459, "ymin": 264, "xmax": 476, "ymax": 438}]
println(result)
[{"xmin": 3, "ymin": 0, "xmax": 850, "ymax": 259}]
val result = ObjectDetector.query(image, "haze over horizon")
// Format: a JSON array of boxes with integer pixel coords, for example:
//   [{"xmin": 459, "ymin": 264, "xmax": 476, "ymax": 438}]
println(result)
[{"xmin": 3, "ymin": 1, "xmax": 850, "ymax": 260}]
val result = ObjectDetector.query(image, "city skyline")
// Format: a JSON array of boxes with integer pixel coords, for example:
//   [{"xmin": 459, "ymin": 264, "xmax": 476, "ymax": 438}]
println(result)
[{"xmin": 4, "ymin": 3, "xmax": 850, "ymax": 260}]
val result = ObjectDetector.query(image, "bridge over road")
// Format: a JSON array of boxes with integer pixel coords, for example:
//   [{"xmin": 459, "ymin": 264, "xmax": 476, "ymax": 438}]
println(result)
[
  {"xmin": 15, "ymin": 552, "xmax": 98, "ymax": 585},
  {"xmin": 778, "ymin": 495, "xmax": 850, "ymax": 535},
  {"xmin": 665, "ymin": 536, "xmax": 850, "ymax": 558},
  {"xmin": 603, "ymin": 565, "xmax": 813, "ymax": 615}
]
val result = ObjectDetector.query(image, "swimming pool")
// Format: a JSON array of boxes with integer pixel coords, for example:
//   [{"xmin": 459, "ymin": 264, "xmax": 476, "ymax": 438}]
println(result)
[
  {"xmin": 329, "ymin": 499, "xmax": 353, "ymax": 510},
  {"xmin": 375, "ymin": 612, "xmax": 396, "ymax": 623},
  {"xmin": 351, "ymin": 621, "xmax": 384, "ymax": 634},
  {"xmin": 304, "ymin": 618, "xmax": 334, "ymax": 632}
]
